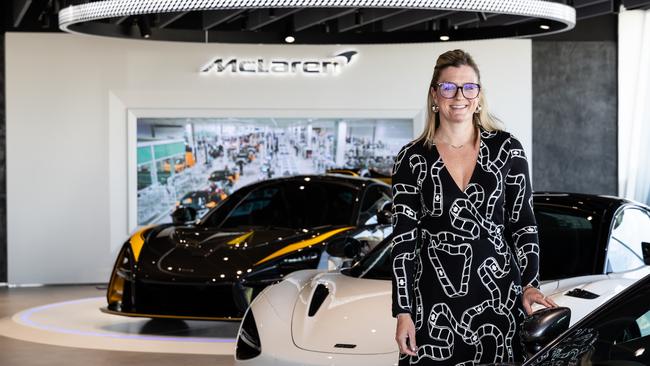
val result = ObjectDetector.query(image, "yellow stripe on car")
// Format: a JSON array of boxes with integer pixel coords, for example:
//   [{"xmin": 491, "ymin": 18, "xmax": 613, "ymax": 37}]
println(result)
[
  {"xmin": 255, "ymin": 227, "xmax": 354, "ymax": 265},
  {"xmin": 228, "ymin": 231, "xmax": 254, "ymax": 245},
  {"xmin": 129, "ymin": 225, "xmax": 153, "ymax": 262},
  {"xmin": 328, "ymin": 169, "xmax": 359, "ymax": 176},
  {"xmin": 375, "ymin": 177, "xmax": 392, "ymax": 185}
]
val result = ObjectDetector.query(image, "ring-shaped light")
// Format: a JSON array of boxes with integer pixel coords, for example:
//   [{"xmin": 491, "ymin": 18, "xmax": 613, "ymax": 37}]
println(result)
[{"xmin": 59, "ymin": 0, "xmax": 576, "ymax": 44}]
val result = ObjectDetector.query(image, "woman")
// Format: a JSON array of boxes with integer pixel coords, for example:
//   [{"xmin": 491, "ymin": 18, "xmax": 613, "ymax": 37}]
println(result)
[{"xmin": 391, "ymin": 49, "xmax": 557, "ymax": 365}]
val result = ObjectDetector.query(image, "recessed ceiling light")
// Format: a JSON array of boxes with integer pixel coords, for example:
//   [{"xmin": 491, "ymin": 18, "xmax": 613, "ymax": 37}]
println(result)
[
  {"xmin": 440, "ymin": 35, "xmax": 450, "ymax": 41},
  {"xmin": 285, "ymin": 35, "xmax": 295, "ymax": 43},
  {"xmin": 540, "ymin": 24, "xmax": 550, "ymax": 30}
]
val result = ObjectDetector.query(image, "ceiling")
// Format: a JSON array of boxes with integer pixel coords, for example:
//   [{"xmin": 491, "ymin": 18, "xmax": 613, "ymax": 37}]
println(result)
[{"xmin": 2, "ymin": 0, "xmax": 649, "ymax": 42}]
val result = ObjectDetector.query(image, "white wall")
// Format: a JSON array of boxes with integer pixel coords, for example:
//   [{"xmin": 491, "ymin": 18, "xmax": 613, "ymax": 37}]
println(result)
[{"xmin": 6, "ymin": 33, "xmax": 532, "ymax": 284}]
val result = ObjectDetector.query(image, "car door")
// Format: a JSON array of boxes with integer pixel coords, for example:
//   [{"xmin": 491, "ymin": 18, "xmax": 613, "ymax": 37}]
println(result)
[
  {"xmin": 355, "ymin": 184, "xmax": 392, "ymax": 252},
  {"xmin": 321, "ymin": 184, "xmax": 392, "ymax": 270},
  {"xmin": 533, "ymin": 204, "xmax": 604, "ymax": 290},
  {"xmin": 532, "ymin": 203, "xmax": 615, "ymax": 324}
]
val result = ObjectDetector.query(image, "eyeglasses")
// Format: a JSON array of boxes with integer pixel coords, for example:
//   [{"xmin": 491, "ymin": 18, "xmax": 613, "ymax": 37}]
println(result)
[{"xmin": 433, "ymin": 82, "xmax": 481, "ymax": 99}]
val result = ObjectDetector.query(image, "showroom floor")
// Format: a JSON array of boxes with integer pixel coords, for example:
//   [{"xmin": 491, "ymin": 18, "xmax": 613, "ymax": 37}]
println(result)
[{"xmin": 0, "ymin": 285, "xmax": 236, "ymax": 366}]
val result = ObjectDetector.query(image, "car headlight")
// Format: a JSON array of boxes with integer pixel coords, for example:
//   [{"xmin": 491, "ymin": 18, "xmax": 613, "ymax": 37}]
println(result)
[
  {"xmin": 107, "ymin": 243, "xmax": 136, "ymax": 310},
  {"xmin": 106, "ymin": 225, "xmax": 154, "ymax": 310},
  {"xmin": 236, "ymin": 309, "xmax": 261, "ymax": 360}
]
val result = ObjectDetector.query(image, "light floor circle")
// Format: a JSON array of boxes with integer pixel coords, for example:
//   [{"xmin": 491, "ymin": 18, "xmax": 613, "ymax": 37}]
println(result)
[{"xmin": 0, "ymin": 297, "xmax": 237, "ymax": 355}]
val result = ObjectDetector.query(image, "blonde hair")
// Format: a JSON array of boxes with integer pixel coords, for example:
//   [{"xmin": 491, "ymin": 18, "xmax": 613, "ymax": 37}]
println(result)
[{"xmin": 418, "ymin": 49, "xmax": 502, "ymax": 148}]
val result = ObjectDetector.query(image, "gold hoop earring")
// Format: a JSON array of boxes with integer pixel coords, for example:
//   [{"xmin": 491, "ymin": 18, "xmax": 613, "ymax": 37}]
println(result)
[
  {"xmin": 474, "ymin": 105, "xmax": 482, "ymax": 114},
  {"xmin": 432, "ymin": 105, "xmax": 439, "ymax": 113}
]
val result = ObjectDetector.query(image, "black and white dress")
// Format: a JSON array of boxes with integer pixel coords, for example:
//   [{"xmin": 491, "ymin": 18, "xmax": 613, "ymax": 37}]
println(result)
[{"xmin": 391, "ymin": 129, "xmax": 540, "ymax": 365}]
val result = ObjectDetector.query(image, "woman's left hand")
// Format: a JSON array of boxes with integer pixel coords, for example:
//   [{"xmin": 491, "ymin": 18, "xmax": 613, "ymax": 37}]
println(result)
[{"xmin": 522, "ymin": 287, "xmax": 558, "ymax": 315}]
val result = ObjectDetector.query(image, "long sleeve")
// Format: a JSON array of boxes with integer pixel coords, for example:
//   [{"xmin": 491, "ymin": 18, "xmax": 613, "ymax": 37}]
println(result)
[
  {"xmin": 504, "ymin": 135, "xmax": 540, "ymax": 289},
  {"xmin": 391, "ymin": 144, "xmax": 421, "ymax": 317}
]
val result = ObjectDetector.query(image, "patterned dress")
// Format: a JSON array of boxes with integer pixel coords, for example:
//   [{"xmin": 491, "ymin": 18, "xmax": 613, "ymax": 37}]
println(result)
[{"xmin": 391, "ymin": 129, "xmax": 540, "ymax": 365}]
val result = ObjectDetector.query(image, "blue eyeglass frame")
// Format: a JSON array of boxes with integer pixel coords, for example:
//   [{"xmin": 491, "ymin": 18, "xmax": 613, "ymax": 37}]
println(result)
[{"xmin": 432, "ymin": 82, "xmax": 481, "ymax": 99}]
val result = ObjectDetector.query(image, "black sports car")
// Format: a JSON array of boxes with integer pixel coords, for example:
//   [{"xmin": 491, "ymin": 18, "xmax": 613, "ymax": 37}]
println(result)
[{"xmin": 103, "ymin": 175, "xmax": 392, "ymax": 320}]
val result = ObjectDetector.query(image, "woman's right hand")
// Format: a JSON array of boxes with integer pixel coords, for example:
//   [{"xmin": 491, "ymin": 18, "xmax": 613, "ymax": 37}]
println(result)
[{"xmin": 395, "ymin": 313, "xmax": 418, "ymax": 356}]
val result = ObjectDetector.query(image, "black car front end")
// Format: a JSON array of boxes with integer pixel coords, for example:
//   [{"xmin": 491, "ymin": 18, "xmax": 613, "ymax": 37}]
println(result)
[
  {"xmin": 103, "ymin": 174, "xmax": 390, "ymax": 320},
  {"xmin": 103, "ymin": 224, "xmax": 355, "ymax": 320}
]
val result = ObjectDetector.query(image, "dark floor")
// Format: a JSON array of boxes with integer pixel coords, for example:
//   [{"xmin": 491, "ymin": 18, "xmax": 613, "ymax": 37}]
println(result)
[{"xmin": 0, "ymin": 285, "xmax": 236, "ymax": 366}]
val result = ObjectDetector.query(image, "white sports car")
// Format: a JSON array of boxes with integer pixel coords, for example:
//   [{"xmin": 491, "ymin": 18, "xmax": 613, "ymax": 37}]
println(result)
[{"xmin": 235, "ymin": 193, "xmax": 650, "ymax": 365}]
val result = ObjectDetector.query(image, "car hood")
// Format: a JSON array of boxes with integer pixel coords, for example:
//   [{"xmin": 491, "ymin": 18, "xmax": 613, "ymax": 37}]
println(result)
[
  {"xmin": 291, "ymin": 272, "xmax": 395, "ymax": 355},
  {"xmin": 137, "ymin": 225, "xmax": 349, "ymax": 281},
  {"xmin": 540, "ymin": 270, "xmax": 650, "ymax": 325}
]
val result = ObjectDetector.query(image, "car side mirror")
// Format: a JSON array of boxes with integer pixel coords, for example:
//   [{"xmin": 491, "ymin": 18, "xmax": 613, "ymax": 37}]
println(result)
[
  {"xmin": 642, "ymin": 242, "xmax": 650, "ymax": 265},
  {"xmin": 377, "ymin": 201, "xmax": 392, "ymax": 225},
  {"xmin": 521, "ymin": 306, "xmax": 571, "ymax": 357},
  {"xmin": 326, "ymin": 237, "xmax": 362, "ymax": 259},
  {"xmin": 171, "ymin": 206, "xmax": 197, "ymax": 225}
]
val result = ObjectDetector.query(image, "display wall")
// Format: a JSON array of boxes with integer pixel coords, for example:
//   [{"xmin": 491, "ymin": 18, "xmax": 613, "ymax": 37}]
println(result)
[
  {"xmin": 531, "ymin": 14, "xmax": 618, "ymax": 195},
  {"xmin": 6, "ymin": 33, "xmax": 532, "ymax": 284},
  {"xmin": 531, "ymin": 41, "xmax": 618, "ymax": 195}
]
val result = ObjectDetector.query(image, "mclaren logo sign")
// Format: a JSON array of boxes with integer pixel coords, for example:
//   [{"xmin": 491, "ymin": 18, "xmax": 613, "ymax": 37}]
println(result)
[{"xmin": 200, "ymin": 51, "xmax": 358, "ymax": 75}]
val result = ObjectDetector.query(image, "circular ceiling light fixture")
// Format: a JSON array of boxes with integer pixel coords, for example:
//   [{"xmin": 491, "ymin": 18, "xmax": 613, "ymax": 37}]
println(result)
[{"xmin": 59, "ymin": 0, "xmax": 576, "ymax": 44}]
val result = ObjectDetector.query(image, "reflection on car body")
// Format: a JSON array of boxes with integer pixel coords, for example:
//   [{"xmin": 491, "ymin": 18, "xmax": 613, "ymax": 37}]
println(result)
[{"xmin": 326, "ymin": 168, "xmax": 392, "ymax": 185}]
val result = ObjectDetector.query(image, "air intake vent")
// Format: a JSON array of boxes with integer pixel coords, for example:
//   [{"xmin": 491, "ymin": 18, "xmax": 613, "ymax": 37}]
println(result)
[
  {"xmin": 565, "ymin": 288, "xmax": 599, "ymax": 299},
  {"xmin": 308, "ymin": 284, "xmax": 329, "ymax": 317},
  {"xmin": 236, "ymin": 310, "xmax": 261, "ymax": 360}
]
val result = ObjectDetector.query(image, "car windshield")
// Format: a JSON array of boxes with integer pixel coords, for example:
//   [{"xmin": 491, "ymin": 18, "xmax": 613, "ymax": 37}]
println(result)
[
  {"xmin": 343, "ymin": 203, "xmax": 603, "ymax": 281},
  {"xmin": 214, "ymin": 181, "xmax": 358, "ymax": 229},
  {"xmin": 533, "ymin": 204, "xmax": 601, "ymax": 281}
]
